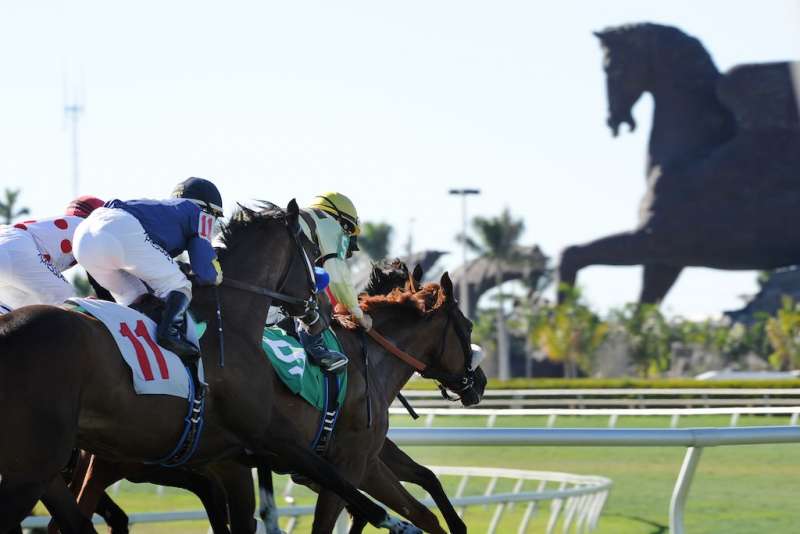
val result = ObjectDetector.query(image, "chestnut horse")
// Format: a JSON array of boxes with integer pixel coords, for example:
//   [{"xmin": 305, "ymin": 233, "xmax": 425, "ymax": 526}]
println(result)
[{"xmin": 0, "ymin": 201, "xmax": 411, "ymax": 534}]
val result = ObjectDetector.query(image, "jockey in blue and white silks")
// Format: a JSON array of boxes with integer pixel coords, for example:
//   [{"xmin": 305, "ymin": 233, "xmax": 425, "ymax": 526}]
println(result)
[
  {"xmin": 73, "ymin": 178, "xmax": 223, "ymax": 357},
  {"xmin": 0, "ymin": 195, "xmax": 104, "ymax": 314}
]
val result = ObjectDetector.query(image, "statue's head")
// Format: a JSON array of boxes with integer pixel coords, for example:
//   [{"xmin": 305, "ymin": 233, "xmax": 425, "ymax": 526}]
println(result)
[{"xmin": 593, "ymin": 25, "xmax": 651, "ymax": 137}]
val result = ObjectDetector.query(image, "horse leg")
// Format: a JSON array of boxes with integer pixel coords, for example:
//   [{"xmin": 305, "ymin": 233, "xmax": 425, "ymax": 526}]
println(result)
[
  {"xmin": 0, "ymin": 479, "xmax": 48, "ymax": 533},
  {"xmin": 40, "ymin": 476, "xmax": 96, "ymax": 534},
  {"xmin": 75, "ymin": 456, "xmax": 127, "ymax": 522},
  {"xmin": 308, "ymin": 457, "xmax": 367, "ymax": 534},
  {"xmin": 208, "ymin": 462, "xmax": 256, "ymax": 534},
  {"xmin": 256, "ymin": 466, "xmax": 282, "ymax": 534},
  {"xmin": 558, "ymin": 230, "xmax": 657, "ymax": 300},
  {"xmin": 640, "ymin": 264, "xmax": 683, "ymax": 304},
  {"xmin": 252, "ymin": 438, "xmax": 406, "ymax": 533},
  {"xmin": 95, "ymin": 493, "xmax": 129, "ymax": 534},
  {"xmin": 359, "ymin": 460, "xmax": 446, "ymax": 534},
  {"xmin": 379, "ymin": 438, "xmax": 465, "ymax": 534},
  {"xmin": 131, "ymin": 466, "xmax": 231, "ymax": 534}
]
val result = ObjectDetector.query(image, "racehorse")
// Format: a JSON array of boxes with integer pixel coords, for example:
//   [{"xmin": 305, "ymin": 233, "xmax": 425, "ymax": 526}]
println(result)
[
  {"xmin": 69, "ymin": 262, "xmax": 483, "ymax": 534},
  {"xmin": 558, "ymin": 23, "xmax": 800, "ymax": 303},
  {"xmin": 257, "ymin": 261, "xmax": 486, "ymax": 533},
  {"xmin": 0, "ymin": 201, "xmax": 409, "ymax": 534}
]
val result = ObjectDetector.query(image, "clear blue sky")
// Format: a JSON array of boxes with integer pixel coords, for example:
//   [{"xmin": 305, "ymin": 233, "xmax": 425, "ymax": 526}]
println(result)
[{"xmin": 2, "ymin": 1, "xmax": 798, "ymax": 317}]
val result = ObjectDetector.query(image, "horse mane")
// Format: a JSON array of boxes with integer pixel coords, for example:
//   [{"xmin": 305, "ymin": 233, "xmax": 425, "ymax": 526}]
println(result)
[
  {"xmin": 217, "ymin": 201, "xmax": 286, "ymax": 253},
  {"xmin": 364, "ymin": 259, "xmax": 411, "ymax": 296},
  {"xmin": 334, "ymin": 282, "xmax": 447, "ymax": 330},
  {"xmin": 601, "ymin": 22, "xmax": 719, "ymax": 85}
]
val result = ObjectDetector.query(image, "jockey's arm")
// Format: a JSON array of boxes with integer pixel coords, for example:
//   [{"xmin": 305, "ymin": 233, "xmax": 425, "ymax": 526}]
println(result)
[
  {"xmin": 186, "ymin": 237, "xmax": 220, "ymax": 286},
  {"xmin": 323, "ymin": 256, "xmax": 363, "ymax": 320}
]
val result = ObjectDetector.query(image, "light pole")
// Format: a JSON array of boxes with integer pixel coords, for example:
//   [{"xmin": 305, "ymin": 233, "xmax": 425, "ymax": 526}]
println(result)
[{"xmin": 449, "ymin": 188, "xmax": 481, "ymax": 316}]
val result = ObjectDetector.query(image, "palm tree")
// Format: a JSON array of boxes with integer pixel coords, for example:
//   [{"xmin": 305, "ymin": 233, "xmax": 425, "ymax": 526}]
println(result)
[
  {"xmin": 359, "ymin": 222, "xmax": 393, "ymax": 260},
  {"xmin": 0, "ymin": 188, "xmax": 30, "ymax": 225},
  {"xmin": 461, "ymin": 208, "xmax": 525, "ymax": 380}
]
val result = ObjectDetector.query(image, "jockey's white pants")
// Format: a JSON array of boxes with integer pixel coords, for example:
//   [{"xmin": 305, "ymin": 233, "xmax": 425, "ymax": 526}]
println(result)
[
  {"xmin": 0, "ymin": 228, "xmax": 76, "ymax": 309},
  {"xmin": 73, "ymin": 207, "xmax": 191, "ymax": 305}
]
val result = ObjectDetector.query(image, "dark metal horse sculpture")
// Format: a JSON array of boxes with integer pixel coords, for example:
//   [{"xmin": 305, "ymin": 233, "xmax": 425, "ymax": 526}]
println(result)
[{"xmin": 559, "ymin": 22, "xmax": 800, "ymax": 303}]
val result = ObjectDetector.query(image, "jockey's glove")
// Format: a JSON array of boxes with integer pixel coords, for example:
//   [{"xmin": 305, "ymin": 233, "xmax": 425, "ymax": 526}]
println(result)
[
  {"xmin": 212, "ymin": 258, "xmax": 223, "ymax": 286},
  {"xmin": 357, "ymin": 312, "xmax": 373, "ymax": 331}
]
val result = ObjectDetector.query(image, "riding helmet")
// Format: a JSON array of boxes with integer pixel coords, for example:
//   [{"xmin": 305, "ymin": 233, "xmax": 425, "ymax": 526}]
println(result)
[
  {"xmin": 309, "ymin": 192, "xmax": 361, "ymax": 236},
  {"xmin": 65, "ymin": 195, "xmax": 105, "ymax": 218},
  {"xmin": 172, "ymin": 177, "xmax": 224, "ymax": 217}
]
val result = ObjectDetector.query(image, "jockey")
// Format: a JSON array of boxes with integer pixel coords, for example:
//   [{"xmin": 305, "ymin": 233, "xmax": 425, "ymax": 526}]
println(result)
[
  {"xmin": 73, "ymin": 178, "xmax": 223, "ymax": 357},
  {"xmin": 0, "ymin": 196, "xmax": 105, "ymax": 314},
  {"xmin": 297, "ymin": 192, "xmax": 372, "ymax": 372}
]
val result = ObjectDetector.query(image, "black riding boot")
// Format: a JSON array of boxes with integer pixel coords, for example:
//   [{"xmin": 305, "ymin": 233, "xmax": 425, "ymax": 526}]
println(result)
[
  {"xmin": 298, "ymin": 329, "xmax": 348, "ymax": 373},
  {"xmin": 156, "ymin": 291, "xmax": 200, "ymax": 358}
]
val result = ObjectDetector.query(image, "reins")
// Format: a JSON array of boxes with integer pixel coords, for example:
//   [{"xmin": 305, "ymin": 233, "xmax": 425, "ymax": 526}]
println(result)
[{"xmin": 366, "ymin": 329, "xmax": 427, "ymax": 372}]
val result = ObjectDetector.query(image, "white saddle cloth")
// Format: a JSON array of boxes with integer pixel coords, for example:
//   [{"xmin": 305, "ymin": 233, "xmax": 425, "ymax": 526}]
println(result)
[{"xmin": 69, "ymin": 297, "xmax": 204, "ymax": 399}]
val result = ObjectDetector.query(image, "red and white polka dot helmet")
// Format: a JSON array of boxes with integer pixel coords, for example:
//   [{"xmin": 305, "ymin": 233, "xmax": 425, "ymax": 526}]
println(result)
[{"xmin": 65, "ymin": 196, "xmax": 105, "ymax": 218}]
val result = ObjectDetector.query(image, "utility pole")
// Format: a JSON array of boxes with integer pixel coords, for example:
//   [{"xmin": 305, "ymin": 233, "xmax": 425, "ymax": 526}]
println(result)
[
  {"xmin": 448, "ymin": 188, "xmax": 481, "ymax": 316},
  {"xmin": 64, "ymin": 78, "xmax": 84, "ymax": 198}
]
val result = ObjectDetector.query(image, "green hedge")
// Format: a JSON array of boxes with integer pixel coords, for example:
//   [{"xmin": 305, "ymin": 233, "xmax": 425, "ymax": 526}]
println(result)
[{"xmin": 403, "ymin": 377, "xmax": 800, "ymax": 390}]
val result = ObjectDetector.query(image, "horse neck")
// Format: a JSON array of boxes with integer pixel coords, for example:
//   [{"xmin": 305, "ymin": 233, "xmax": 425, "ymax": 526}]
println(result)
[
  {"xmin": 646, "ymin": 64, "xmax": 734, "ymax": 173},
  {"xmin": 362, "ymin": 311, "xmax": 430, "ymax": 403}
]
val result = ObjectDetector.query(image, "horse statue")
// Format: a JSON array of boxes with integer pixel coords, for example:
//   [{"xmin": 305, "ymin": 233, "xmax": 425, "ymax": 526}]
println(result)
[
  {"xmin": 558, "ymin": 22, "xmax": 800, "ymax": 303},
  {"xmin": 0, "ymin": 201, "xmax": 417, "ymax": 534}
]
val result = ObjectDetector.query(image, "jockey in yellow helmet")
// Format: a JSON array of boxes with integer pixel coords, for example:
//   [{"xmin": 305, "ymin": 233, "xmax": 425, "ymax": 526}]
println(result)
[{"xmin": 296, "ymin": 192, "xmax": 372, "ymax": 371}]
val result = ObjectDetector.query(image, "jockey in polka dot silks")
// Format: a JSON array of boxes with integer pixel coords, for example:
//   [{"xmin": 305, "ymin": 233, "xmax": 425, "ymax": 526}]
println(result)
[
  {"xmin": 73, "ymin": 177, "xmax": 223, "ymax": 358},
  {"xmin": 296, "ymin": 192, "xmax": 372, "ymax": 372},
  {"xmin": 0, "ymin": 195, "xmax": 105, "ymax": 315}
]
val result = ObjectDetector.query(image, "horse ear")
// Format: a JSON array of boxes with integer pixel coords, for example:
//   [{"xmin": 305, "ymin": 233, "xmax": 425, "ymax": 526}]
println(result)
[
  {"xmin": 412, "ymin": 264, "xmax": 424, "ymax": 284},
  {"xmin": 286, "ymin": 198, "xmax": 299, "ymax": 216},
  {"xmin": 440, "ymin": 272, "xmax": 454, "ymax": 302}
]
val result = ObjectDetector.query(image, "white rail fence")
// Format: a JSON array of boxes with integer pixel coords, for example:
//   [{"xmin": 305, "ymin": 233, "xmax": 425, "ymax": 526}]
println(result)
[
  {"xmin": 395, "ymin": 388, "xmax": 800, "ymax": 408},
  {"xmin": 389, "ymin": 405, "xmax": 800, "ymax": 428},
  {"xmin": 21, "ymin": 466, "xmax": 612, "ymax": 534},
  {"xmin": 389, "ymin": 425, "xmax": 800, "ymax": 534}
]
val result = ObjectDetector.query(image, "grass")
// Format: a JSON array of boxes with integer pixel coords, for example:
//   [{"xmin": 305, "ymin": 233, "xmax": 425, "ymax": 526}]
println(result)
[{"xmin": 53, "ymin": 414, "xmax": 800, "ymax": 533}]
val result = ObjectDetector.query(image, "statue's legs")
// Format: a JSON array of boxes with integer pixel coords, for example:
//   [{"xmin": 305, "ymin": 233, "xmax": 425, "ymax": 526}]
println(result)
[
  {"xmin": 640, "ymin": 264, "xmax": 683, "ymax": 304},
  {"xmin": 558, "ymin": 230, "xmax": 682, "ymax": 302}
]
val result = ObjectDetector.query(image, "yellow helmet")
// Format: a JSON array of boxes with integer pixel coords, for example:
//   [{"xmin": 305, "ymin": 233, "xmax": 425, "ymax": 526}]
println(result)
[{"xmin": 309, "ymin": 192, "xmax": 361, "ymax": 236}]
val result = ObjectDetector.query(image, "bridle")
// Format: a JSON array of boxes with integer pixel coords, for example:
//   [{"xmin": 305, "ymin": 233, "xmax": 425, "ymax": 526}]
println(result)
[
  {"xmin": 209, "ymin": 210, "xmax": 318, "ymax": 368},
  {"xmin": 221, "ymin": 211, "xmax": 318, "ymax": 316},
  {"xmin": 367, "ymin": 300, "xmax": 476, "ymax": 402}
]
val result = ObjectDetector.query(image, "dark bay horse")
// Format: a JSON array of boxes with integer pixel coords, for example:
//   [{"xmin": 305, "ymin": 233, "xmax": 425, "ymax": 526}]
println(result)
[
  {"xmin": 66, "ymin": 262, "xmax": 478, "ymax": 534},
  {"xmin": 0, "ymin": 201, "xmax": 407, "ymax": 534},
  {"xmin": 559, "ymin": 23, "xmax": 800, "ymax": 303},
  {"xmin": 258, "ymin": 263, "xmax": 486, "ymax": 533}
]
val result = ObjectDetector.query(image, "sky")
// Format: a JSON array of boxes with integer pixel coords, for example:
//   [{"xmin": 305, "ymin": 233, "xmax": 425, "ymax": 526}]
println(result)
[{"xmin": 1, "ymin": 1, "xmax": 799, "ymax": 318}]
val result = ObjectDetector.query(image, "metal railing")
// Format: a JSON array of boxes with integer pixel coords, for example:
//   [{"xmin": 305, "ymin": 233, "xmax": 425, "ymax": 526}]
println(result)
[
  {"xmin": 389, "ymin": 425, "xmax": 800, "ymax": 534},
  {"xmin": 395, "ymin": 388, "xmax": 800, "ymax": 409},
  {"xmin": 21, "ymin": 466, "xmax": 611, "ymax": 534},
  {"xmin": 388, "ymin": 405, "xmax": 800, "ymax": 428}
]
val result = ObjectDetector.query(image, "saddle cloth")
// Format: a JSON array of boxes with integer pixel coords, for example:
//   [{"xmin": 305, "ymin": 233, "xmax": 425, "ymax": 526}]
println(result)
[
  {"xmin": 67, "ymin": 297, "xmax": 204, "ymax": 399},
  {"xmin": 262, "ymin": 326, "xmax": 346, "ymax": 411}
]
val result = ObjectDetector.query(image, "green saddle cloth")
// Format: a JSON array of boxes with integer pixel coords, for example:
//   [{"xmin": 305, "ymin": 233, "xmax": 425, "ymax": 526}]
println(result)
[{"xmin": 261, "ymin": 326, "xmax": 347, "ymax": 411}]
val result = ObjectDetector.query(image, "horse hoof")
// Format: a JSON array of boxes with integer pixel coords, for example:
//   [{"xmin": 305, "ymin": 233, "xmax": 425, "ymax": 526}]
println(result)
[{"xmin": 384, "ymin": 517, "xmax": 422, "ymax": 534}]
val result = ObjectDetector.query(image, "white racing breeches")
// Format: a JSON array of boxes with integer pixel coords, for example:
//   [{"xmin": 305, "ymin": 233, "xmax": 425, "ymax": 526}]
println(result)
[
  {"xmin": 73, "ymin": 207, "xmax": 191, "ymax": 305},
  {"xmin": 0, "ymin": 229, "xmax": 76, "ymax": 310}
]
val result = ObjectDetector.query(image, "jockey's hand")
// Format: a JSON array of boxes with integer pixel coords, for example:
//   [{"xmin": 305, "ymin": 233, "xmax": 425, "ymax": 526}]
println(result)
[
  {"xmin": 177, "ymin": 260, "xmax": 193, "ymax": 277},
  {"xmin": 357, "ymin": 312, "xmax": 373, "ymax": 331},
  {"xmin": 212, "ymin": 259, "xmax": 223, "ymax": 286}
]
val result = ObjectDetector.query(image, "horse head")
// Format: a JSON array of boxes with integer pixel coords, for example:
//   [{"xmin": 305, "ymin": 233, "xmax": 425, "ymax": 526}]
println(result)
[
  {"xmin": 594, "ymin": 25, "xmax": 651, "ymax": 137},
  {"xmin": 435, "ymin": 272, "xmax": 486, "ymax": 406},
  {"xmin": 361, "ymin": 263, "xmax": 486, "ymax": 406},
  {"xmin": 216, "ymin": 200, "xmax": 316, "ymax": 319}
]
